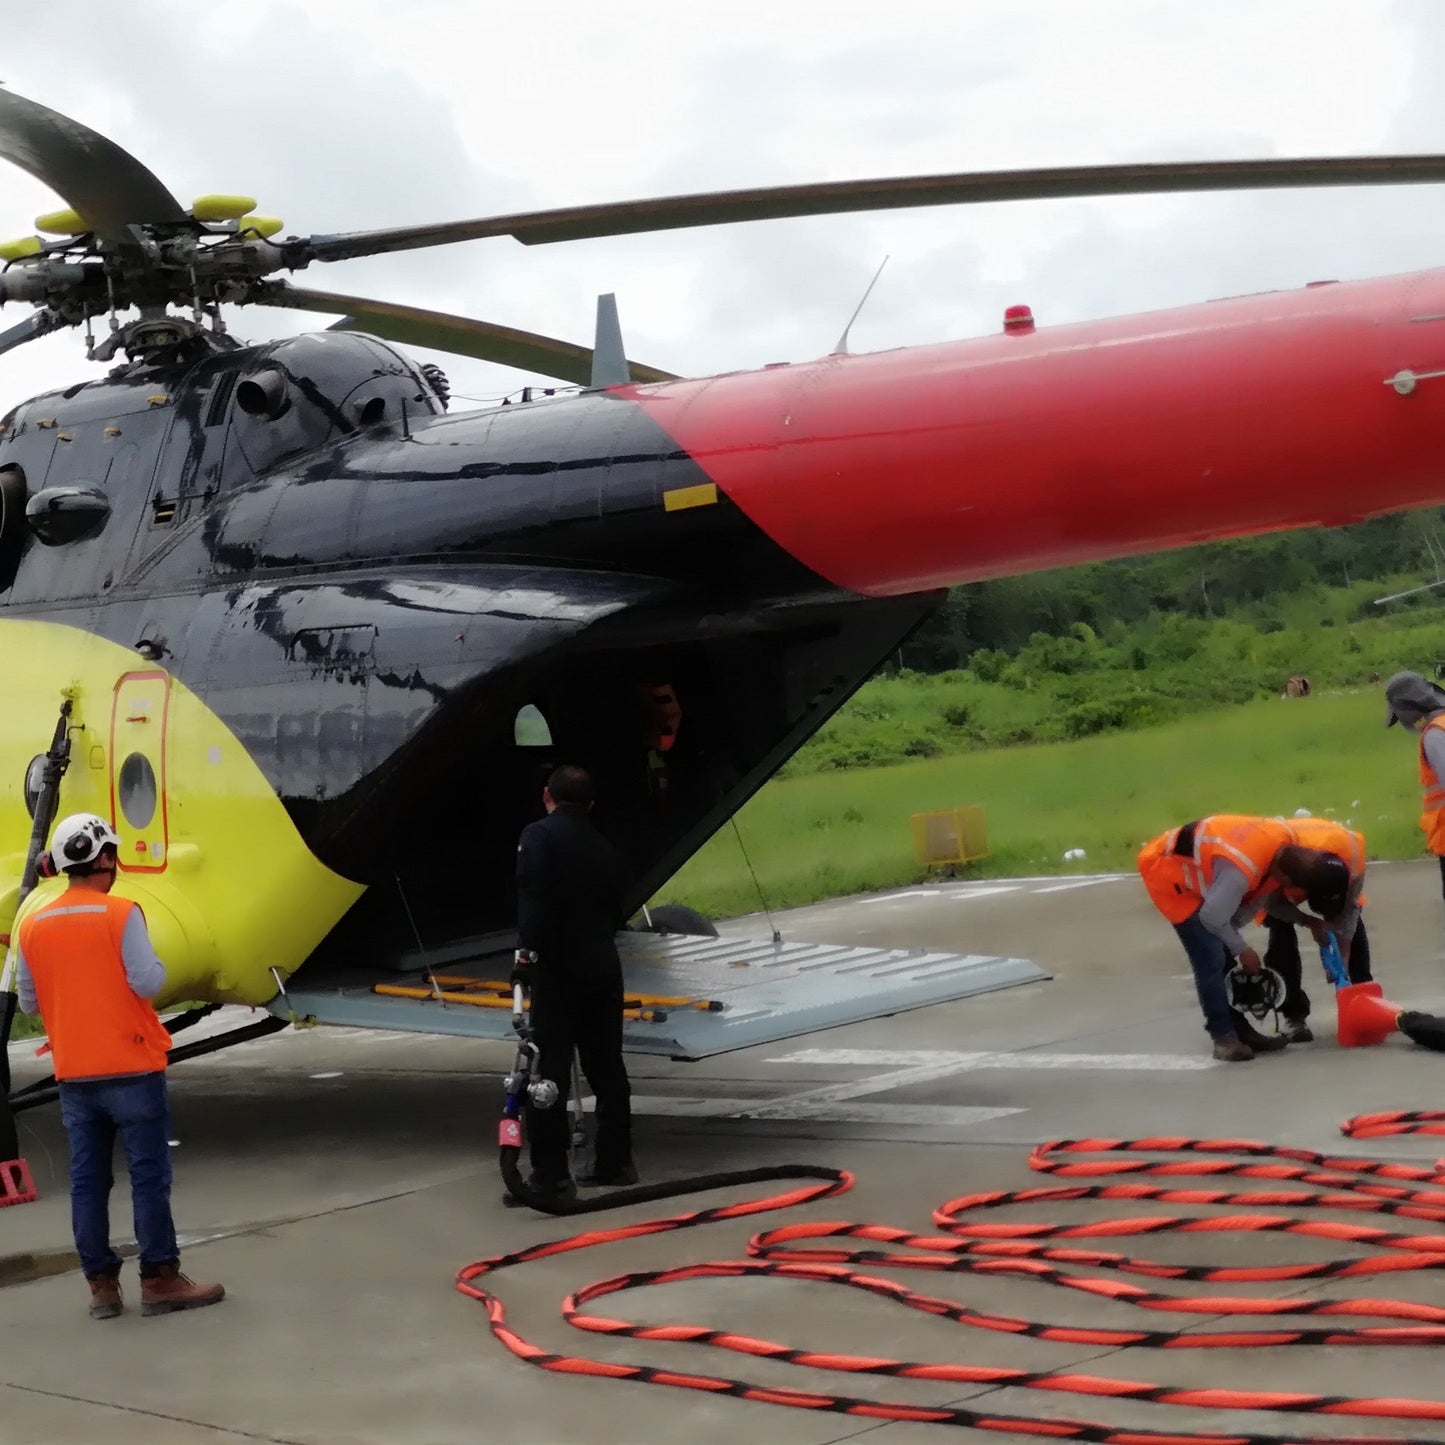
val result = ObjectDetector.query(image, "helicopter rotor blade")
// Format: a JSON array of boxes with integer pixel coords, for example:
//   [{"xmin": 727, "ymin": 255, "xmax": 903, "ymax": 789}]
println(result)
[
  {"xmin": 298, "ymin": 154, "xmax": 1445, "ymax": 263},
  {"xmin": 0, "ymin": 311, "xmax": 61, "ymax": 359},
  {"xmin": 254, "ymin": 284, "xmax": 679, "ymax": 387},
  {"xmin": 0, "ymin": 88, "xmax": 187, "ymax": 241}
]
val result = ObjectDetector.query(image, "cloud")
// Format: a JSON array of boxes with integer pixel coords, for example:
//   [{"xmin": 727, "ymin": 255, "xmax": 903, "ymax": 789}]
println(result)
[{"xmin": 0, "ymin": 0, "xmax": 1433, "ymax": 409}]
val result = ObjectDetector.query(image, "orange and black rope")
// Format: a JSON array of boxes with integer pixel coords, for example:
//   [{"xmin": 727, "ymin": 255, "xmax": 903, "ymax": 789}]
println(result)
[
  {"xmin": 1340, "ymin": 1109, "xmax": 1445, "ymax": 1141},
  {"xmin": 457, "ymin": 1115, "xmax": 1445, "ymax": 1440}
]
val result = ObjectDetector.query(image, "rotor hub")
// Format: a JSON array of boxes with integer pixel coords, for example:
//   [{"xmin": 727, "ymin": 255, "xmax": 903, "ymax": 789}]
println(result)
[{"xmin": 0, "ymin": 221, "xmax": 292, "ymax": 334}]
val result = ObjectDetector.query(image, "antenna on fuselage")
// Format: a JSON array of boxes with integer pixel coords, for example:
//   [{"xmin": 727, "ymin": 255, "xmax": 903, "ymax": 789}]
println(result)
[
  {"xmin": 1375, "ymin": 530, "xmax": 1445, "ymax": 605},
  {"xmin": 831, "ymin": 254, "xmax": 890, "ymax": 356},
  {"xmin": 589, "ymin": 293, "xmax": 631, "ymax": 388}
]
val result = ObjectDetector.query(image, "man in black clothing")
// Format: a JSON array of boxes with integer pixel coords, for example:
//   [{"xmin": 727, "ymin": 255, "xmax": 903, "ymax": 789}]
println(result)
[{"xmin": 512, "ymin": 764, "xmax": 635, "ymax": 1199}]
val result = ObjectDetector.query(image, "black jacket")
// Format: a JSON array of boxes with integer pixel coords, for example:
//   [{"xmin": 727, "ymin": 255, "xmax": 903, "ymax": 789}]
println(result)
[{"xmin": 515, "ymin": 805, "xmax": 629, "ymax": 984}]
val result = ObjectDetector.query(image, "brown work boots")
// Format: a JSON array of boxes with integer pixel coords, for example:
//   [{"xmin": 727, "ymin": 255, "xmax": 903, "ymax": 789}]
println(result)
[
  {"xmin": 140, "ymin": 1265, "xmax": 225, "ymax": 1316},
  {"xmin": 1212, "ymin": 1037, "xmax": 1257, "ymax": 1062},
  {"xmin": 87, "ymin": 1266, "xmax": 224, "ymax": 1318},
  {"xmin": 87, "ymin": 1273, "xmax": 122, "ymax": 1320}
]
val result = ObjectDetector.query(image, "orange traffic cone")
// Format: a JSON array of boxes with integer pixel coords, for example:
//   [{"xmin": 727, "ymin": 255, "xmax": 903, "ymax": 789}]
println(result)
[
  {"xmin": 1336, "ymin": 982, "xmax": 1404, "ymax": 1048},
  {"xmin": 0, "ymin": 1156, "xmax": 37, "ymax": 1207}
]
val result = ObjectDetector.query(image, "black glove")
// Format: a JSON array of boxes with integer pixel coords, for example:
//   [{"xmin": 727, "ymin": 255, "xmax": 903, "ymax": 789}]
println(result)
[{"xmin": 510, "ymin": 949, "xmax": 537, "ymax": 990}]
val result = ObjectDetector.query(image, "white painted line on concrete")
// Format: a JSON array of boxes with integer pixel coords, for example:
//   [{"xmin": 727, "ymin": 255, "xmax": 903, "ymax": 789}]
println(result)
[
  {"xmin": 741, "ymin": 1101, "xmax": 1024, "ymax": 1126},
  {"xmin": 598, "ymin": 1046, "xmax": 1037, "ymax": 1128},
  {"xmin": 770, "ymin": 1046, "xmax": 1217, "ymax": 1072},
  {"xmin": 748, "ymin": 1057, "xmax": 1002, "ymax": 1110},
  {"xmin": 860, "ymin": 884, "xmax": 1024, "ymax": 906},
  {"xmin": 618, "ymin": 1094, "xmax": 1025, "ymax": 1128},
  {"xmin": 965, "ymin": 873, "xmax": 1130, "ymax": 884},
  {"xmin": 622, "ymin": 1095, "xmax": 722, "ymax": 1117},
  {"xmin": 1032, "ymin": 879, "xmax": 1117, "ymax": 894},
  {"xmin": 769, "ymin": 1047, "xmax": 981, "ymax": 1067},
  {"xmin": 974, "ymin": 1052, "xmax": 1216, "ymax": 1071},
  {"xmin": 637, "ymin": 1050, "xmax": 1041, "ymax": 1127}
]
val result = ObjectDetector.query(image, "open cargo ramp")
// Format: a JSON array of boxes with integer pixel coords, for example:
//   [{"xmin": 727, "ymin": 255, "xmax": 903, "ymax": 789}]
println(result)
[{"xmin": 269, "ymin": 931, "xmax": 1050, "ymax": 1061}]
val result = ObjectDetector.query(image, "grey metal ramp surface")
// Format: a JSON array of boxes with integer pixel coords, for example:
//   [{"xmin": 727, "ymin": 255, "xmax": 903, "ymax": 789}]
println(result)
[
  {"xmin": 270, "ymin": 933, "xmax": 1049, "ymax": 1060},
  {"xmin": 612, "ymin": 932, "xmax": 1049, "ymax": 1058}
]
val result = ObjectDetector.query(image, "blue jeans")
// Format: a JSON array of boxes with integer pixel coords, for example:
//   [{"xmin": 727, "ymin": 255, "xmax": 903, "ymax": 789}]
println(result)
[
  {"xmin": 1172, "ymin": 911, "xmax": 1237, "ymax": 1040},
  {"xmin": 58, "ymin": 1072, "xmax": 179, "ymax": 1279}
]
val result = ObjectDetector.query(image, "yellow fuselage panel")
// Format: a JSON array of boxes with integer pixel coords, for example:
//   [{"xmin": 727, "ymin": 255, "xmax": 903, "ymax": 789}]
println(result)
[{"xmin": 2, "ymin": 620, "xmax": 363, "ymax": 1006}]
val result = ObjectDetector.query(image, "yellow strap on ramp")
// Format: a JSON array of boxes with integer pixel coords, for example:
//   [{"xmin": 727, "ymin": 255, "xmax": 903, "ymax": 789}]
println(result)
[
  {"xmin": 426, "ymin": 976, "xmax": 722, "ymax": 1011},
  {"xmin": 371, "ymin": 982, "xmax": 673, "ymax": 1023}
]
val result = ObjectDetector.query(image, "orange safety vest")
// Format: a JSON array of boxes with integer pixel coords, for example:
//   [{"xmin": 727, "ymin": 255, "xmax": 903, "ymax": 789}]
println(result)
[
  {"xmin": 1260, "ymin": 820, "xmax": 1369, "ymax": 919},
  {"xmin": 1420, "ymin": 716, "xmax": 1445, "ymax": 855},
  {"xmin": 1137, "ymin": 814, "xmax": 1289, "ymax": 925},
  {"xmin": 1277, "ymin": 817, "xmax": 1367, "ymax": 910},
  {"xmin": 1286, "ymin": 817, "xmax": 1365, "ymax": 876},
  {"xmin": 19, "ymin": 891, "xmax": 171, "ymax": 1081}
]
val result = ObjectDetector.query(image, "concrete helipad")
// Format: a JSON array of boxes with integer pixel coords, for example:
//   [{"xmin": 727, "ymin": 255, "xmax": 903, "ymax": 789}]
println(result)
[{"xmin": 4, "ymin": 862, "xmax": 1445, "ymax": 1445}]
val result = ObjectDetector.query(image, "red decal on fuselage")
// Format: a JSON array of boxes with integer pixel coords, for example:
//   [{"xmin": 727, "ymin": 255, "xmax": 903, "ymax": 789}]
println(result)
[{"xmin": 625, "ymin": 270, "xmax": 1445, "ymax": 596}]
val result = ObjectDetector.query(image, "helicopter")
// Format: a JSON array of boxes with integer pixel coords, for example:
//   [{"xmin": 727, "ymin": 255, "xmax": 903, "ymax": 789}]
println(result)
[{"xmin": 5, "ymin": 83, "xmax": 1445, "ymax": 1131}]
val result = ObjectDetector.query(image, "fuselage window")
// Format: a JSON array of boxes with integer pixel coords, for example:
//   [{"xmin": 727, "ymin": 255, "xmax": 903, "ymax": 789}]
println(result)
[
  {"xmin": 513, "ymin": 704, "xmax": 553, "ymax": 748},
  {"xmin": 22, "ymin": 754, "xmax": 45, "ymax": 818},
  {"xmin": 118, "ymin": 751, "xmax": 158, "ymax": 830}
]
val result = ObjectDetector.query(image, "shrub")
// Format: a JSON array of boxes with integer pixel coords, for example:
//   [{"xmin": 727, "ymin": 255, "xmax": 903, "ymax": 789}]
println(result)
[
  {"xmin": 970, "ymin": 649, "xmax": 1007, "ymax": 682},
  {"xmin": 1059, "ymin": 699, "xmax": 1126, "ymax": 738},
  {"xmin": 903, "ymin": 735, "xmax": 942, "ymax": 758}
]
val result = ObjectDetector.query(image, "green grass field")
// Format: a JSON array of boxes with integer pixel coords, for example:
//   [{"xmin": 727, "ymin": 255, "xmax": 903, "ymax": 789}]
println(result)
[{"xmin": 659, "ymin": 687, "xmax": 1426, "ymax": 919}]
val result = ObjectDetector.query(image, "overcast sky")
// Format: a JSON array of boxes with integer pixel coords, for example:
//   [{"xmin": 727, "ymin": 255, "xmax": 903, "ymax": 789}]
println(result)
[{"xmin": 0, "ymin": 0, "xmax": 1440, "ymax": 409}]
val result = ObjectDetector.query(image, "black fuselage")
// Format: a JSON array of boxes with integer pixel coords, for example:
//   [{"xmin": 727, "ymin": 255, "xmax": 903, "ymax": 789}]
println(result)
[{"xmin": 0, "ymin": 331, "xmax": 932, "ymax": 976}]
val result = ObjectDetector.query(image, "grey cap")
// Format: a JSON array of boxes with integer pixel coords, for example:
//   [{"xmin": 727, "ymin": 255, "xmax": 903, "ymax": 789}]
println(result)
[{"xmin": 1384, "ymin": 670, "xmax": 1445, "ymax": 727}]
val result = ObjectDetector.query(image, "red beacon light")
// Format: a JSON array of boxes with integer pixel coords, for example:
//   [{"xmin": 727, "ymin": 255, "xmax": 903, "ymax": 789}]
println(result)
[{"xmin": 1003, "ymin": 304, "xmax": 1035, "ymax": 335}]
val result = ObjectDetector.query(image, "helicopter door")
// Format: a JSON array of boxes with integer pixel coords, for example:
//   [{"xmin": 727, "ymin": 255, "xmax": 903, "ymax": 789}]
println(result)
[{"xmin": 110, "ymin": 670, "xmax": 171, "ymax": 874}]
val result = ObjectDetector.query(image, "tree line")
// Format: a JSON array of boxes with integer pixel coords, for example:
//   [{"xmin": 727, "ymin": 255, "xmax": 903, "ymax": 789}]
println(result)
[{"xmin": 899, "ymin": 507, "xmax": 1445, "ymax": 671}]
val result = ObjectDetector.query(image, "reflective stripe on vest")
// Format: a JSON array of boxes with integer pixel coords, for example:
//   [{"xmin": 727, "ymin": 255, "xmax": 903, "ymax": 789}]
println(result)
[
  {"xmin": 1196, "ymin": 832, "xmax": 1261, "ymax": 884},
  {"xmin": 1137, "ymin": 815, "xmax": 1286, "ymax": 924},
  {"xmin": 18, "ymin": 891, "xmax": 170, "ymax": 1081},
  {"xmin": 1194, "ymin": 814, "xmax": 1288, "ymax": 890}
]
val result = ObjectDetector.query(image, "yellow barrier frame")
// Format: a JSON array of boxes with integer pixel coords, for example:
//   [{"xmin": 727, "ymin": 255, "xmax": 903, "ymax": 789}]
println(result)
[{"xmin": 910, "ymin": 805, "xmax": 989, "ymax": 868}]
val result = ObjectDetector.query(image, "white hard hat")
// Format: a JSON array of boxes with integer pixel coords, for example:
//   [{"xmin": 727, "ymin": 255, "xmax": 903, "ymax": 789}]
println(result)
[{"xmin": 49, "ymin": 813, "xmax": 121, "ymax": 872}]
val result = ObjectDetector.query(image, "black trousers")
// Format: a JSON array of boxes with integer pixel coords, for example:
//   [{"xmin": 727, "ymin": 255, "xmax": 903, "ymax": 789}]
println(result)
[
  {"xmin": 526, "ymin": 980, "xmax": 632, "ymax": 1184},
  {"xmin": 1263, "ymin": 916, "xmax": 1373, "ymax": 1022}
]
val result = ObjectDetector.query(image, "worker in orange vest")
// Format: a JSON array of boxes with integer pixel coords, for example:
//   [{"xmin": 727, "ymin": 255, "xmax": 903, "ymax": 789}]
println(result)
[
  {"xmin": 1386, "ymin": 670, "xmax": 1445, "ymax": 917},
  {"xmin": 13, "ymin": 813, "xmax": 224, "ymax": 1321},
  {"xmin": 1137, "ymin": 814, "xmax": 1349, "ymax": 1061},
  {"xmin": 1261, "ymin": 816, "xmax": 1371, "ymax": 1043}
]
